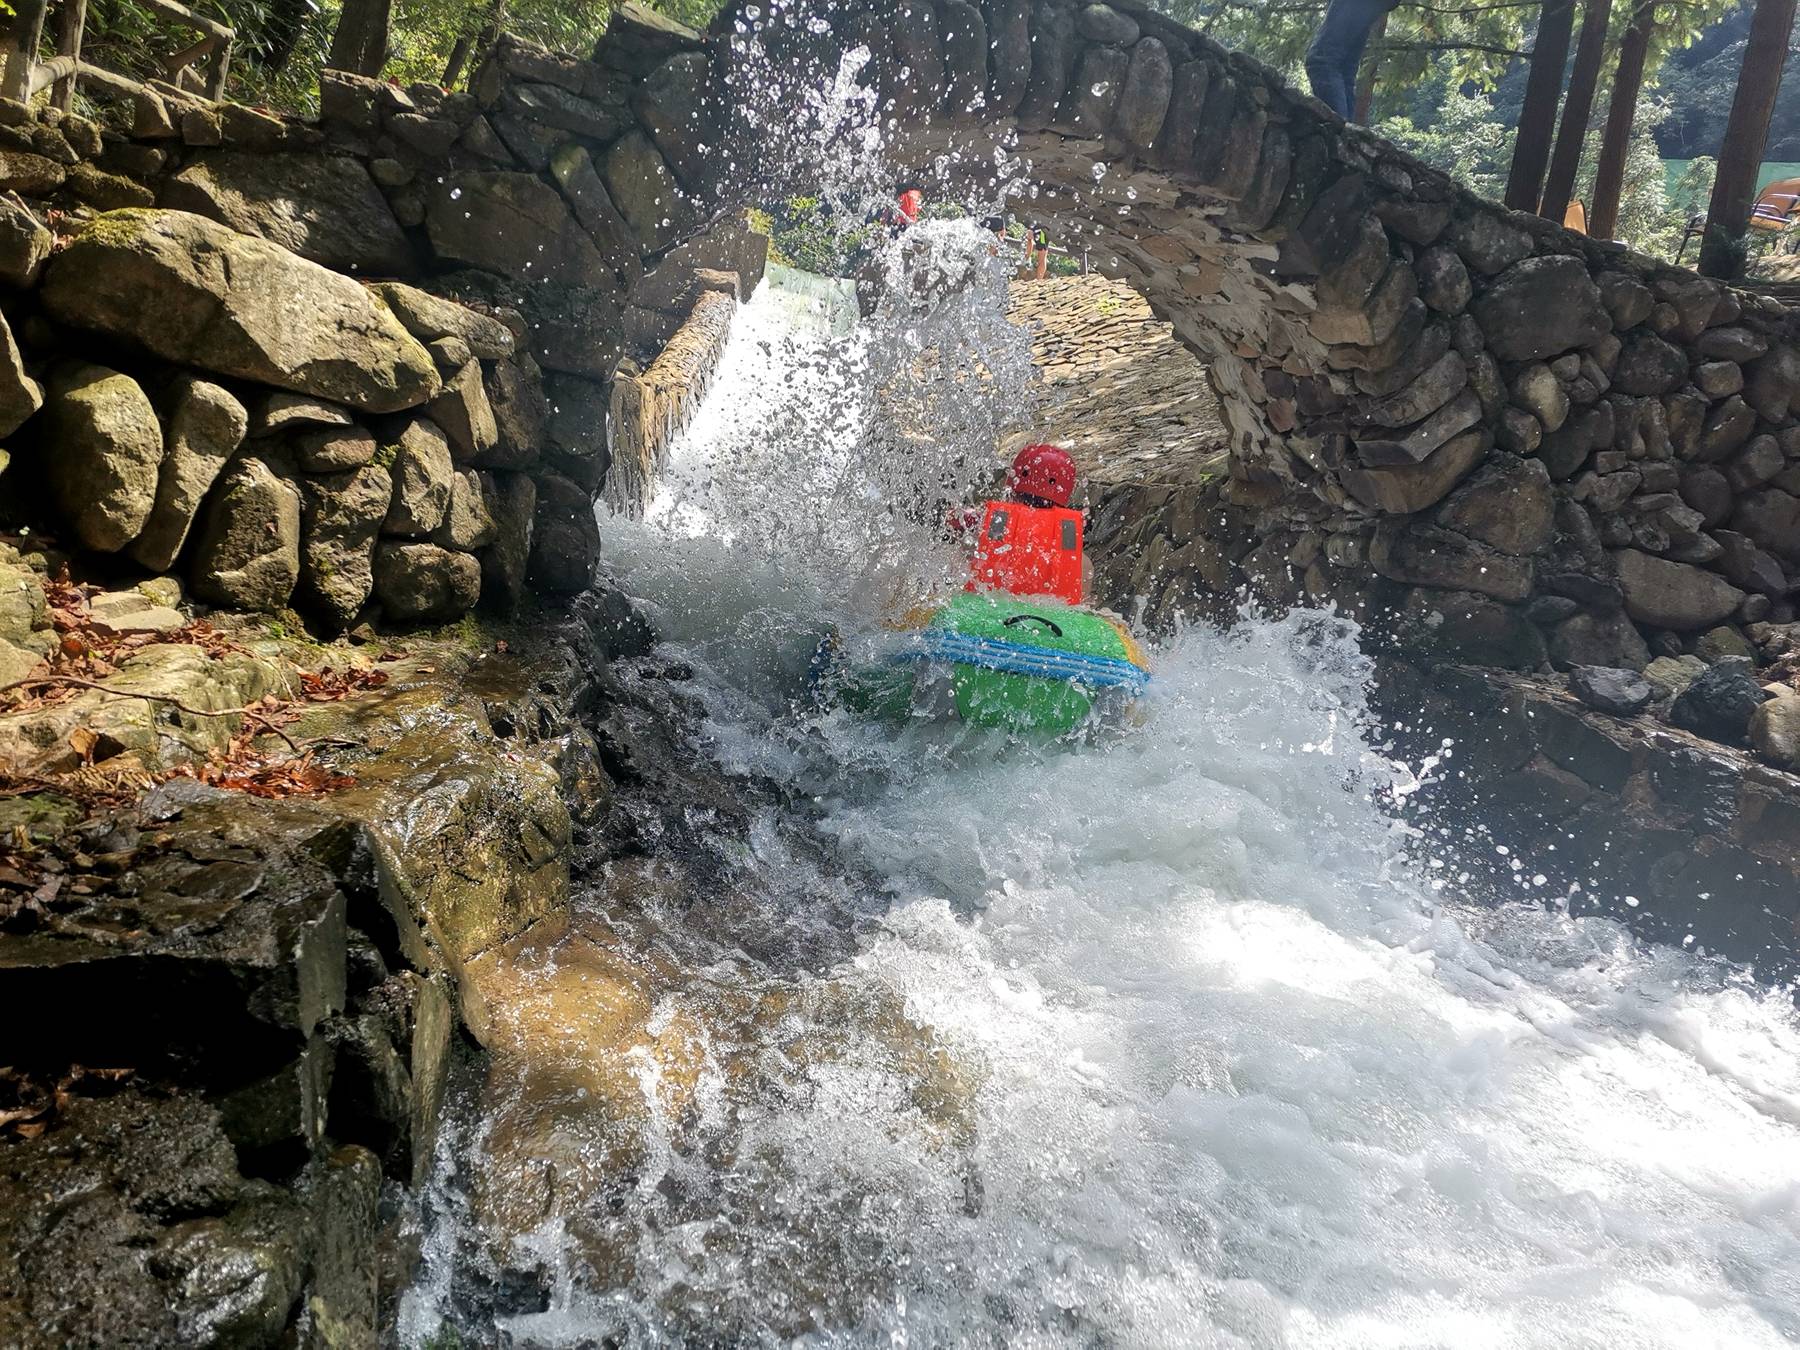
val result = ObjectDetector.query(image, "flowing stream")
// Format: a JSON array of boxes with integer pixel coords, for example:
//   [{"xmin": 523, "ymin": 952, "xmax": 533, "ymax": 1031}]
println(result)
[{"xmin": 403, "ymin": 230, "xmax": 1800, "ymax": 1349}]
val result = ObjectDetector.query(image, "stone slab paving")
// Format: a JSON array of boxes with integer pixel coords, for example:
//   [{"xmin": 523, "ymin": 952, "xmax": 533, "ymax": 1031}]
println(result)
[{"xmin": 1001, "ymin": 275, "xmax": 1229, "ymax": 487}]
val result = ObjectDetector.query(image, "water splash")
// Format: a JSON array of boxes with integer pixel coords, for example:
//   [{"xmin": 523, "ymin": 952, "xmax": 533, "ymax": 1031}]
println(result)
[{"xmin": 400, "ymin": 256, "xmax": 1800, "ymax": 1349}]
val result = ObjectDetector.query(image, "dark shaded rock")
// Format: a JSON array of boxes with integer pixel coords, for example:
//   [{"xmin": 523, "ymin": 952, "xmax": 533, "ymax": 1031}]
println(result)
[
  {"xmin": 1570, "ymin": 664, "xmax": 1652, "ymax": 715},
  {"xmin": 1396, "ymin": 587, "xmax": 1547, "ymax": 668},
  {"xmin": 159, "ymin": 150, "xmax": 413, "ymax": 276},
  {"xmin": 483, "ymin": 355, "xmax": 551, "ymax": 470},
  {"xmin": 1596, "ymin": 271, "xmax": 1653, "ymax": 328},
  {"xmin": 1339, "ymin": 427, "xmax": 1485, "ymax": 513},
  {"xmin": 602, "ymin": 129, "xmax": 685, "ymax": 252},
  {"xmin": 1446, "ymin": 212, "xmax": 1531, "ymax": 274},
  {"xmin": 1668, "ymin": 661, "xmax": 1768, "ymax": 745},
  {"xmin": 1696, "ymin": 326, "xmax": 1767, "ymax": 362},
  {"xmin": 424, "ymin": 172, "xmax": 615, "ymax": 287},
  {"xmin": 632, "ymin": 51, "xmax": 719, "ymax": 188},
  {"xmin": 1070, "ymin": 44, "xmax": 1128, "ymax": 134},
  {"xmin": 1679, "ymin": 467, "xmax": 1734, "ymax": 528},
  {"xmin": 1372, "ymin": 520, "xmax": 1533, "ymax": 602},
  {"xmin": 1610, "ymin": 331, "xmax": 1689, "ymax": 396},
  {"xmin": 527, "ymin": 471, "xmax": 600, "ymax": 593},
  {"xmin": 939, "ymin": 0, "xmax": 990, "ymax": 118},
  {"xmin": 1017, "ymin": 0, "xmax": 1078, "ymax": 128},
  {"xmin": 1744, "ymin": 344, "xmax": 1800, "ymax": 421},
  {"xmin": 481, "ymin": 471, "xmax": 536, "ymax": 614},
  {"xmin": 1416, "ymin": 245, "xmax": 1471, "ymax": 314},
  {"xmin": 1549, "ymin": 611, "xmax": 1650, "ymax": 671},
  {"xmin": 1354, "ymin": 389, "xmax": 1482, "ymax": 466},
  {"xmin": 1116, "ymin": 36, "xmax": 1173, "ymax": 149},
  {"xmin": 1731, "ymin": 488, "xmax": 1800, "ymax": 563}
]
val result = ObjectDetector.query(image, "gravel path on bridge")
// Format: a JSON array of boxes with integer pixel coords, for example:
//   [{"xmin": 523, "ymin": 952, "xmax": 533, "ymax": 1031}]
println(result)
[{"xmin": 1002, "ymin": 275, "xmax": 1230, "ymax": 487}]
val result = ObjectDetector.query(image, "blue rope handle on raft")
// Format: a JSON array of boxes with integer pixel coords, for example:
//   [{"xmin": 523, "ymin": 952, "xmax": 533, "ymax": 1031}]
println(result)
[{"xmin": 889, "ymin": 630, "xmax": 1152, "ymax": 695}]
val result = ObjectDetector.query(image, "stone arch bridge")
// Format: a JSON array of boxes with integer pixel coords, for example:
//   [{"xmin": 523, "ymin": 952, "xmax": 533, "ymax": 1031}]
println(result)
[
  {"xmin": 13, "ymin": 0, "xmax": 1800, "ymax": 667},
  {"xmin": 443, "ymin": 0, "xmax": 1800, "ymax": 669}
]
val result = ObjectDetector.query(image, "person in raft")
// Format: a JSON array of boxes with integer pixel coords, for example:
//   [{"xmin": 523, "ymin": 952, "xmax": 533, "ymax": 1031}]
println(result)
[{"xmin": 949, "ymin": 443, "xmax": 1095, "ymax": 604}]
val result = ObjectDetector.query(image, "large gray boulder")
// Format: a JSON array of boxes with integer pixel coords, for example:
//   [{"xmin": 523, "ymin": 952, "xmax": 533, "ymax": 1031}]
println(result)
[
  {"xmin": 430, "ymin": 469, "xmax": 498, "ymax": 551},
  {"xmin": 382, "ymin": 417, "xmax": 455, "ymax": 537},
  {"xmin": 298, "ymin": 463, "xmax": 391, "ymax": 629},
  {"xmin": 372, "ymin": 541, "xmax": 481, "ymax": 624},
  {"xmin": 131, "ymin": 376, "xmax": 248, "ymax": 572},
  {"xmin": 1612, "ymin": 547, "xmax": 1745, "ymax": 631},
  {"xmin": 1471, "ymin": 255, "xmax": 1610, "ymax": 362},
  {"xmin": 45, "ymin": 363, "xmax": 163, "ymax": 553},
  {"xmin": 189, "ymin": 455, "xmax": 302, "ymax": 612},
  {"xmin": 159, "ymin": 151, "xmax": 414, "ymax": 277},
  {"xmin": 40, "ymin": 209, "xmax": 441, "ymax": 414},
  {"xmin": 1436, "ymin": 453, "xmax": 1554, "ymax": 556},
  {"xmin": 0, "ymin": 191, "xmax": 52, "ymax": 288},
  {"xmin": 369, "ymin": 282, "xmax": 514, "ymax": 359},
  {"xmin": 0, "ymin": 310, "xmax": 43, "ymax": 438},
  {"xmin": 426, "ymin": 361, "xmax": 499, "ymax": 460}
]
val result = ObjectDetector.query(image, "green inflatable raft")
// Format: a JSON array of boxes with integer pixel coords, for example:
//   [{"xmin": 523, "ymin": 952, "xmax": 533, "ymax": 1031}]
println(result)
[{"xmin": 819, "ymin": 591, "xmax": 1152, "ymax": 735}]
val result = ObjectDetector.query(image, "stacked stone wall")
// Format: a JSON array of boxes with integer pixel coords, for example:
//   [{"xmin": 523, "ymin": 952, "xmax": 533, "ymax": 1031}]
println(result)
[{"xmin": 0, "ymin": 25, "xmax": 761, "ymax": 631}]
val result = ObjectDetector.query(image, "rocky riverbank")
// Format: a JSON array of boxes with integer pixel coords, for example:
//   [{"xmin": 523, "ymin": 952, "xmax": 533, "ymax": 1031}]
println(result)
[{"xmin": 0, "ymin": 543, "xmax": 658, "ymax": 1344}]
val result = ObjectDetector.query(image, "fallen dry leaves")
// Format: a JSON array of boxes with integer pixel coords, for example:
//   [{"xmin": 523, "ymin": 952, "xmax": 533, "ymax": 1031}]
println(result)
[
  {"xmin": 3, "ymin": 567, "xmax": 394, "ymax": 809},
  {"xmin": 0, "ymin": 1065, "xmax": 135, "ymax": 1140}
]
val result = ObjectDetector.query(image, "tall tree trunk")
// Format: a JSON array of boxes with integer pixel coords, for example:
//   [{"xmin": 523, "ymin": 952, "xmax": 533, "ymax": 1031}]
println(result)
[
  {"xmin": 1353, "ymin": 12, "xmax": 1388, "ymax": 124},
  {"xmin": 1589, "ymin": 0, "xmax": 1652, "ymax": 240},
  {"xmin": 1699, "ymin": 0, "xmax": 1800, "ymax": 277},
  {"xmin": 1504, "ymin": 0, "xmax": 1578, "ymax": 210},
  {"xmin": 444, "ymin": 0, "xmax": 507, "ymax": 89},
  {"xmin": 1540, "ymin": 0, "xmax": 1613, "ymax": 222},
  {"xmin": 327, "ymin": 0, "xmax": 393, "ymax": 75}
]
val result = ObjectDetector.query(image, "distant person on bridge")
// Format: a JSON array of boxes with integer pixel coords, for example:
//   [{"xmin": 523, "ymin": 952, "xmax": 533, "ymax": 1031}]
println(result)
[
  {"xmin": 1304, "ymin": 0, "xmax": 1399, "ymax": 120},
  {"xmin": 1026, "ymin": 225, "xmax": 1050, "ymax": 280}
]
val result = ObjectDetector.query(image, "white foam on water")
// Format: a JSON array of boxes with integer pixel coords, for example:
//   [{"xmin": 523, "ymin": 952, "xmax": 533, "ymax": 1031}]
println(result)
[{"xmin": 572, "ymin": 253, "xmax": 1800, "ymax": 1348}]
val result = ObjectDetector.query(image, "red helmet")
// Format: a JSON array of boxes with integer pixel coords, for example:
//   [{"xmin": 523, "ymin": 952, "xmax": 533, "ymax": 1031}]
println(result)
[{"xmin": 1008, "ymin": 443, "xmax": 1077, "ymax": 507}]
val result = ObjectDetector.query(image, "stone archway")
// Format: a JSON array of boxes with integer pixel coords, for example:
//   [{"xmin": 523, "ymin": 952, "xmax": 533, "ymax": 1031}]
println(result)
[{"xmin": 411, "ymin": 0, "xmax": 1799, "ymax": 671}]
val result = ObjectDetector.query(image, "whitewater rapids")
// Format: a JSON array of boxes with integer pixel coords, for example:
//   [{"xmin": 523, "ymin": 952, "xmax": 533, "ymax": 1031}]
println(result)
[{"xmin": 407, "ymin": 238, "xmax": 1800, "ymax": 1349}]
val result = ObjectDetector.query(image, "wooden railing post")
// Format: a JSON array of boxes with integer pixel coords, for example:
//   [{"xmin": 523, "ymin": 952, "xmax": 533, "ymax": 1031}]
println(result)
[
  {"xmin": 51, "ymin": 0, "xmax": 89, "ymax": 110},
  {"xmin": 1, "ymin": 0, "xmax": 51, "ymax": 103}
]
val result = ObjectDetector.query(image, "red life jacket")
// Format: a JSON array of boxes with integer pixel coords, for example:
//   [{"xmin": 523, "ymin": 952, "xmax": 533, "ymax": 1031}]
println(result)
[{"xmin": 966, "ymin": 500, "xmax": 1084, "ymax": 605}]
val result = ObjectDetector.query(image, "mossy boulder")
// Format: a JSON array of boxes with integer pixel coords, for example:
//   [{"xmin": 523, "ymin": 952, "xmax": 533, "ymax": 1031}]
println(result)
[{"xmin": 41, "ymin": 209, "xmax": 440, "ymax": 414}]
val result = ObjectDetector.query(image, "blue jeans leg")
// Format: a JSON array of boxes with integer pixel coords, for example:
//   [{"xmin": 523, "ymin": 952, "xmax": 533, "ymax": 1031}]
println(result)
[{"xmin": 1306, "ymin": 0, "xmax": 1385, "ymax": 118}]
